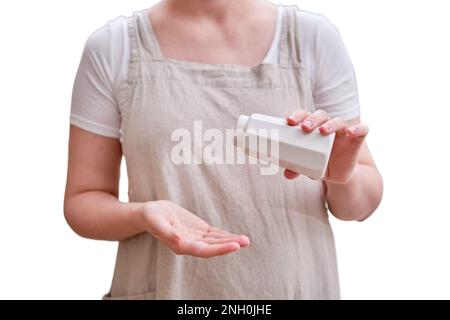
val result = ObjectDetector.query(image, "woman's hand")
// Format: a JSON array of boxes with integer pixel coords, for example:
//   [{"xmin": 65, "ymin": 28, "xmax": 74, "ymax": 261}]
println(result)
[
  {"xmin": 285, "ymin": 109, "xmax": 369, "ymax": 184},
  {"xmin": 140, "ymin": 200, "xmax": 250, "ymax": 258}
]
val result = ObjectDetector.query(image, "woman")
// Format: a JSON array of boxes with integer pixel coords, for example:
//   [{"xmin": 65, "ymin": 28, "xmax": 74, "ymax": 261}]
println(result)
[{"xmin": 65, "ymin": 0, "xmax": 383, "ymax": 299}]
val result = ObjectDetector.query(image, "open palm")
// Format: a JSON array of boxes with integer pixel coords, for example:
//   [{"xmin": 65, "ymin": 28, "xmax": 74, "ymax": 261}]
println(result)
[{"xmin": 142, "ymin": 200, "xmax": 250, "ymax": 258}]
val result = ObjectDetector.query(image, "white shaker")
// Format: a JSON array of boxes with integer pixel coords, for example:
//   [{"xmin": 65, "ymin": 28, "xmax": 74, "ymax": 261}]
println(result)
[{"xmin": 236, "ymin": 113, "xmax": 335, "ymax": 179}]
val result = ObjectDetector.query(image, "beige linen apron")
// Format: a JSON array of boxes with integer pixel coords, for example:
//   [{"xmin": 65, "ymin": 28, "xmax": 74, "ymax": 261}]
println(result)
[{"xmin": 105, "ymin": 5, "xmax": 340, "ymax": 300}]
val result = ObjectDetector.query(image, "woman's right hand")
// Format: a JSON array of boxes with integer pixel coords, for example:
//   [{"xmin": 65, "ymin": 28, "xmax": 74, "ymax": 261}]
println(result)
[{"xmin": 140, "ymin": 200, "xmax": 250, "ymax": 258}]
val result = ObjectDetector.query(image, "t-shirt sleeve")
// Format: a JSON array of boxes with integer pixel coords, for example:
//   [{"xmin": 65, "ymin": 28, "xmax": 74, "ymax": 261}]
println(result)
[
  {"xmin": 310, "ymin": 15, "xmax": 360, "ymax": 120},
  {"xmin": 70, "ymin": 25, "xmax": 122, "ymax": 139}
]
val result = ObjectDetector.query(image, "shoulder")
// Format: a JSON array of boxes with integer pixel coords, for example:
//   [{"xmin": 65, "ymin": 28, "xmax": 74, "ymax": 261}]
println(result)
[
  {"xmin": 292, "ymin": 9, "xmax": 360, "ymax": 119},
  {"xmin": 293, "ymin": 8, "xmax": 343, "ymax": 49},
  {"xmin": 81, "ymin": 15, "xmax": 132, "ymax": 90},
  {"xmin": 84, "ymin": 15, "xmax": 130, "ymax": 57},
  {"xmin": 287, "ymin": 8, "xmax": 352, "ymax": 86}
]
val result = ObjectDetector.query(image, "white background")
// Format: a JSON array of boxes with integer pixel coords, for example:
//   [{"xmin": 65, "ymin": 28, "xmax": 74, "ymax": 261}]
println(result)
[{"xmin": 0, "ymin": 0, "xmax": 449, "ymax": 300}]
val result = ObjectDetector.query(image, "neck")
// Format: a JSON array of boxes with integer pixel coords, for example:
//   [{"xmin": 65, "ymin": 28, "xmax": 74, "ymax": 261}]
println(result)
[{"xmin": 165, "ymin": 0, "xmax": 257, "ymax": 21}]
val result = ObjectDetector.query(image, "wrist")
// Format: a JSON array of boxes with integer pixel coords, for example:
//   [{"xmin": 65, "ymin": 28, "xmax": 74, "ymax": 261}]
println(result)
[
  {"xmin": 324, "ymin": 164, "xmax": 360, "ymax": 188},
  {"xmin": 127, "ymin": 201, "xmax": 155, "ymax": 234}
]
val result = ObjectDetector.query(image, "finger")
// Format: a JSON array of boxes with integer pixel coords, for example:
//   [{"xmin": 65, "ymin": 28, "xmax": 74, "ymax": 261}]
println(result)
[
  {"xmin": 207, "ymin": 226, "xmax": 234, "ymax": 234},
  {"xmin": 203, "ymin": 235, "xmax": 250, "ymax": 247},
  {"xmin": 284, "ymin": 169, "xmax": 300, "ymax": 180},
  {"xmin": 206, "ymin": 227, "xmax": 246, "ymax": 238},
  {"xmin": 319, "ymin": 117, "xmax": 348, "ymax": 136},
  {"xmin": 207, "ymin": 231, "xmax": 240, "ymax": 239},
  {"xmin": 205, "ymin": 228, "xmax": 251, "ymax": 247},
  {"xmin": 183, "ymin": 241, "xmax": 241, "ymax": 258},
  {"xmin": 347, "ymin": 124, "xmax": 369, "ymax": 138},
  {"xmin": 286, "ymin": 109, "xmax": 310, "ymax": 126},
  {"xmin": 300, "ymin": 110, "xmax": 330, "ymax": 132},
  {"xmin": 206, "ymin": 230, "xmax": 236, "ymax": 238}
]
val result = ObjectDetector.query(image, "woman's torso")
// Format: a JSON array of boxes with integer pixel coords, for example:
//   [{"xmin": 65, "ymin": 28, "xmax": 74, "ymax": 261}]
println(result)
[{"xmin": 105, "ymin": 5, "xmax": 340, "ymax": 300}]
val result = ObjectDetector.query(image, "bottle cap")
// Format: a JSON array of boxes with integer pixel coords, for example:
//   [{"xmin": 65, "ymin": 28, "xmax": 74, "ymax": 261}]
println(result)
[{"xmin": 237, "ymin": 115, "xmax": 250, "ymax": 131}]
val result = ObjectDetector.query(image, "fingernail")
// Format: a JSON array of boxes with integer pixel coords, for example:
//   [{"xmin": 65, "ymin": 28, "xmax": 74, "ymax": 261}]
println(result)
[
  {"xmin": 287, "ymin": 116, "xmax": 298, "ymax": 125},
  {"xmin": 350, "ymin": 127, "xmax": 359, "ymax": 135},
  {"xmin": 302, "ymin": 120, "xmax": 313, "ymax": 129},
  {"xmin": 320, "ymin": 124, "xmax": 331, "ymax": 132}
]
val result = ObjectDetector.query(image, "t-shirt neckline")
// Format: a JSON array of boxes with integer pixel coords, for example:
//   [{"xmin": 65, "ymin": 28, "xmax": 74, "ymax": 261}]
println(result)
[{"xmin": 141, "ymin": 5, "xmax": 284, "ymax": 68}]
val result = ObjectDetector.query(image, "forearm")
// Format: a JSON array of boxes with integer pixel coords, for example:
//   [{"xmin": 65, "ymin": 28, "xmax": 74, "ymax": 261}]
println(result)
[
  {"xmin": 325, "ymin": 164, "xmax": 383, "ymax": 221},
  {"xmin": 64, "ymin": 191, "xmax": 147, "ymax": 241}
]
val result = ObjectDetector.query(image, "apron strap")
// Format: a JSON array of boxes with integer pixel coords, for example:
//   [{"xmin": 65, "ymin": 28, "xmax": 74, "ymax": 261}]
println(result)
[
  {"xmin": 278, "ymin": 5, "xmax": 303, "ymax": 68},
  {"xmin": 278, "ymin": 6, "xmax": 315, "ymax": 113},
  {"xmin": 131, "ymin": 10, "xmax": 164, "ymax": 61}
]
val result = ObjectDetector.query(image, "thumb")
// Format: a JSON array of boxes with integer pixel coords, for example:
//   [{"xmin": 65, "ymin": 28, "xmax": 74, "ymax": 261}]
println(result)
[{"xmin": 144, "ymin": 203, "xmax": 182, "ymax": 246}]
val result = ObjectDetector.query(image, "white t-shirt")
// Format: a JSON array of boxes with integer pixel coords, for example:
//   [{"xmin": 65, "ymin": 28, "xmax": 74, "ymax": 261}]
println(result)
[{"xmin": 71, "ymin": 7, "xmax": 360, "ymax": 139}]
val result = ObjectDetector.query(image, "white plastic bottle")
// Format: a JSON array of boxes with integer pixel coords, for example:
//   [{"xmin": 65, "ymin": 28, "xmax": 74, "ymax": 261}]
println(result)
[{"xmin": 235, "ymin": 113, "xmax": 335, "ymax": 179}]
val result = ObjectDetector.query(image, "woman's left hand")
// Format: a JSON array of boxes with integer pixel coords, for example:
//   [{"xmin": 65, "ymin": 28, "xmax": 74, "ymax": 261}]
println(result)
[{"xmin": 285, "ymin": 109, "xmax": 369, "ymax": 184}]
